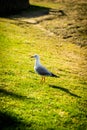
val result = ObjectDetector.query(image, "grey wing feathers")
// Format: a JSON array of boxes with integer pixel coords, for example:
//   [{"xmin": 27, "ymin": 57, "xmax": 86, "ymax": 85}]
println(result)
[{"xmin": 36, "ymin": 66, "xmax": 51, "ymax": 76}]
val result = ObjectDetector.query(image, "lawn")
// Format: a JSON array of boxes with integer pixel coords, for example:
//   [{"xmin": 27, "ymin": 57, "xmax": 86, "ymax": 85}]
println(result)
[{"xmin": 0, "ymin": 0, "xmax": 87, "ymax": 130}]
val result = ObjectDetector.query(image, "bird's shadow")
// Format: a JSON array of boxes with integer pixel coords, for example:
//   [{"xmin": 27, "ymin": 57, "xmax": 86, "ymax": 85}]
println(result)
[{"xmin": 49, "ymin": 85, "xmax": 81, "ymax": 98}]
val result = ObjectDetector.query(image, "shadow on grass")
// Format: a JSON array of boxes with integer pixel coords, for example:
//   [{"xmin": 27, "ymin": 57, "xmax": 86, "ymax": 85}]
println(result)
[
  {"xmin": 0, "ymin": 88, "xmax": 34, "ymax": 101},
  {"xmin": 0, "ymin": 111, "xmax": 32, "ymax": 130},
  {"xmin": 49, "ymin": 85, "xmax": 81, "ymax": 98},
  {"xmin": 0, "ymin": 5, "xmax": 50, "ymax": 18}
]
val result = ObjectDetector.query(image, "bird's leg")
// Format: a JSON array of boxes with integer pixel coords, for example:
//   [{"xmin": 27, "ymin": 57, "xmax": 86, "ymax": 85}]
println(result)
[
  {"xmin": 40, "ymin": 77, "xmax": 43, "ymax": 83},
  {"xmin": 40, "ymin": 76, "xmax": 45, "ymax": 83},
  {"xmin": 43, "ymin": 77, "xmax": 45, "ymax": 82}
]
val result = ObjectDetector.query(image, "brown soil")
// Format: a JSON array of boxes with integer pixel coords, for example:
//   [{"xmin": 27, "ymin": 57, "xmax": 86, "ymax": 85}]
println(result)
[{"xmin": 11, "ymin": 0, "xmax": 87, "ymax": 47}]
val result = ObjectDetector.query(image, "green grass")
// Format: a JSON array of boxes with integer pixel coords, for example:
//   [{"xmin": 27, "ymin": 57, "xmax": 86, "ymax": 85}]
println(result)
[{"xmin": 0, "ymin": 1, "xmax": 87, "ymax": 129}]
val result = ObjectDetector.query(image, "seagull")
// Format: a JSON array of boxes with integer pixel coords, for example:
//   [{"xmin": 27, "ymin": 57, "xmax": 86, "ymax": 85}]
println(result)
[{"xmin": 31, "ymin": 54, "xmax": 58, "ymax": 82}]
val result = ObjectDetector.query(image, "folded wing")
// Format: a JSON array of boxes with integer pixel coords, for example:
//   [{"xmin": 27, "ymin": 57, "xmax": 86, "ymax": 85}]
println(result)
[{"xmin": 35, "ymin": 65, "xmax": 58, "ymax": 77}]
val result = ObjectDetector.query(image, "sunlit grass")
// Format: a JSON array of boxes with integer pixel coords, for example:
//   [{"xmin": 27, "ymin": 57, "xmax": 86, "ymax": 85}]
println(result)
[{"xmin": 0, "ymin": 2, "xmax": 87, "ymax": 129}]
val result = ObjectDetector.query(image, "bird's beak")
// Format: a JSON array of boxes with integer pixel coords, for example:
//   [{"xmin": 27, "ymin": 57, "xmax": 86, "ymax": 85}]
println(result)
[{"xmin": 31, "ymin": 56, "xmax": 34, "ymax": 58}]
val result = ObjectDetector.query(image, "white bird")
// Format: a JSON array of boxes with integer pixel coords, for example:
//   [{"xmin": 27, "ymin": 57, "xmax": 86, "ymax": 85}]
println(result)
[{"xmin": 31, "ymin": 54, "xmax": 58, "ymax": 82}]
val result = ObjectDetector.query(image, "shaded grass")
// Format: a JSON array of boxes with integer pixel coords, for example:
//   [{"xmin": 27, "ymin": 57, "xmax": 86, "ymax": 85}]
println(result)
[
  {"xmin": 0, "ymin": 111, "xmax": 32, "ymax": 130},
  {"xmin": 0, "ymin": 1, "xmax": 87, "ymax": 129}
]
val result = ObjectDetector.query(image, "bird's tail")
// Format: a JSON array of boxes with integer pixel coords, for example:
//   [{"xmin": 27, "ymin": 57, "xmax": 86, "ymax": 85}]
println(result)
[{"xmin": 51, "ymin": 73, "xmax": 59, "ymax": 78}]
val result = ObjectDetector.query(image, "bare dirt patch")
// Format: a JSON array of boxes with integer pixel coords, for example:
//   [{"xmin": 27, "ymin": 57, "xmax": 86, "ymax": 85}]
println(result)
[{"xmin": 10, "ymin": 0, "xmax": 87, "ymax": 47}]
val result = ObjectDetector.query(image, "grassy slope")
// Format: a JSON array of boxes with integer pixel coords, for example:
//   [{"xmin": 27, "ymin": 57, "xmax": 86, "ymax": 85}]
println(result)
[{"xmin": 0, "ymin": 1, "xmax": 87, "ymax": 130}]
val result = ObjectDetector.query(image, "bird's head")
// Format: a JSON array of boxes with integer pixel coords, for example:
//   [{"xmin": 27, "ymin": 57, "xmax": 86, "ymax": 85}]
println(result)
[{"xmin": 31, "ymin": 54, "xmax": 40, "ymax": 59}]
